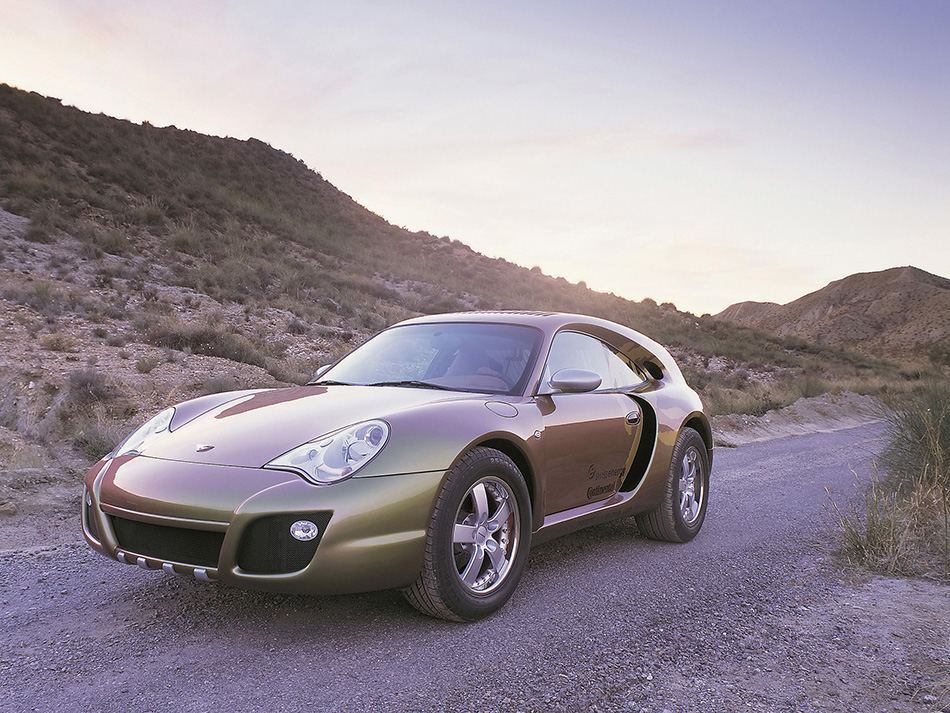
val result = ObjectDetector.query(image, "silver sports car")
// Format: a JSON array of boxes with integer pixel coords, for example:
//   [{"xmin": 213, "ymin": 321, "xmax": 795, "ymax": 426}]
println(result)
[{"xmin": 83, "ymin": 311, "xmax": 712, "ymax": 620}]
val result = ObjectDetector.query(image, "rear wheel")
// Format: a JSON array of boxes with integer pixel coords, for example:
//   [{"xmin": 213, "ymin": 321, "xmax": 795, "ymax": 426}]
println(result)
[
  {"xmin": 635, "ymin": 427, "xmax": 709, "ymax": 542},
  {"xmin": 402, "ymin": 447, "xmax": 531, "ymax": 621}
]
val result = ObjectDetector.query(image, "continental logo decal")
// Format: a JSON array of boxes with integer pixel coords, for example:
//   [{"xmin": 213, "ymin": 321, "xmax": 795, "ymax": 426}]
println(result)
[{"xmin": 587, "ymin": 482, "xmax": 616, "ymax": 499}]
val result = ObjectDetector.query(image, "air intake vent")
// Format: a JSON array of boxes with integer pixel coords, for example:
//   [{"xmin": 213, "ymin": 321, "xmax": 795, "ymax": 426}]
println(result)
[
  {"xmin": 111, "ymin": 517, "xmax": 224, "ymax": 568},
  {"xmin": 237, "ymin": 512, "xmax": 332, "ymax": 574}
]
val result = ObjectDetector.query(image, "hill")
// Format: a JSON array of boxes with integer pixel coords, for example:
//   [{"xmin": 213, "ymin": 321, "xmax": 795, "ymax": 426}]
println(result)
[
  {"xmin": 716, "ymin": 267, "xmax": 950, "ymax": 366},
  {"xmin": 0, "ymin": 83, "xmax": 936, "ymax": 478}
]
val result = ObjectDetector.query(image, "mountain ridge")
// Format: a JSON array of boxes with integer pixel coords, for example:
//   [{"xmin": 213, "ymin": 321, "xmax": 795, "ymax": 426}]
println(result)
[{"xmin": 716, "ymin": 266, "xmax": 950, "ymax": 364}]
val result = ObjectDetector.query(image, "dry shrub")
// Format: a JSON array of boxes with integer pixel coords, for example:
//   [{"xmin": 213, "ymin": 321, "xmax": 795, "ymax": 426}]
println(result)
[
  {"xmin": 135, "ymin": 355, "xmax": 162, "ymax": 374},
  {"xmin": 68, "ymin": 369, "xmax": 116, "ymax": 405},
  {"xmin": 202, "ymin": 376, "xmax": 239, "ymax": 394},
  {"xmin": 828, "ymin": 383, "xmax": 950, "ymax": 581},
  {"xmin": 40, "ymin": 332, "xmax": 79, "ymax": 352},
  {"xmin": 142, "ymin": 317, "xmax": 267, "ymax": 368},
  {"xmin": 73, "ymin": 412, "xmax": 124, "ymax": 460},
  {"xmin": 879, "ymin": 385, "xmax": 950, "ymax": 492}
]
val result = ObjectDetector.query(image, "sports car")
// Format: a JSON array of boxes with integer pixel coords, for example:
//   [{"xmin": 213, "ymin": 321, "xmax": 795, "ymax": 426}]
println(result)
[{"xmin": 83, "ymin": 311, "xmax": 712, "ymax": 621}]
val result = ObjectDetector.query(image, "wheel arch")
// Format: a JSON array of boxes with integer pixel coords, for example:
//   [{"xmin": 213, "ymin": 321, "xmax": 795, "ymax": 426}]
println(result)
[
  {"xmin": 683, "ymin": 413, "xmax": 714, "ymax": 469},
  {"xmin": 477, "ymin": 437, "xmax": 539, "ymax": 528}
]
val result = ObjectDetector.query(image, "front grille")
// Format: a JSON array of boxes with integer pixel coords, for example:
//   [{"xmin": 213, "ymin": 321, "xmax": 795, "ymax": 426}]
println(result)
[
  {"xmin": 111, "ymin": 516, "xmax": 224, "ymax": 568},
  {"xmin": 237, "ymin": 512, "xmax": 332, "ymax": 574}
]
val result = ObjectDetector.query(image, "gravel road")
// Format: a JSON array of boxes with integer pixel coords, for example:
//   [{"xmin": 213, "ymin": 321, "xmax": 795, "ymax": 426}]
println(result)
[{"xmin": 2, "ymin": 423, "xmax": 948, "ymax": 713}]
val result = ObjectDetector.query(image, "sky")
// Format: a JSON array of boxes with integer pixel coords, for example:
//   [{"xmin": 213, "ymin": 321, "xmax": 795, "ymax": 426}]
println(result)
[{"xmin": 0, "ymin": 0, "xmax": 948, "ymax": 315}]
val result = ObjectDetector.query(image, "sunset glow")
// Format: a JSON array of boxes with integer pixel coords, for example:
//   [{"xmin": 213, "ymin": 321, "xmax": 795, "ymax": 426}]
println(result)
[{"xmin": 1, "ymin": 0, "xmax": 947, "ymax": 314}]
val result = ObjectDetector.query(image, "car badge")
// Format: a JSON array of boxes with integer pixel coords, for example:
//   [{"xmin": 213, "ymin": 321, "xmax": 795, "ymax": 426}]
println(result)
[{"xmin": 196, "ymin": 444, "xmax": 215, "ymax": 453}]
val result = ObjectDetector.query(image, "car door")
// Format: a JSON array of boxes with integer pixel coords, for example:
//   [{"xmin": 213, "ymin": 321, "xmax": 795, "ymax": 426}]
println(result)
[{"xmin": 538, "ymin": 331, "xmax": 646, "ymax": 515}]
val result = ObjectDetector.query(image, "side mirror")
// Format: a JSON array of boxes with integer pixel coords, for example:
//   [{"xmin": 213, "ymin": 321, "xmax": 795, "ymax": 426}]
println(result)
[
  {"xmin": 312, "ymin": 364, "xmax": 331, "ymax": 380},
  {"xmin": 545, "ymin": 368, "xmax": 602, "ymax": 394}
]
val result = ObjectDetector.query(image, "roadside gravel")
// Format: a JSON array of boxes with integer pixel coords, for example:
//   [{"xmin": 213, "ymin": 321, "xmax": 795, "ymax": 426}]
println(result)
[{"xmin": 1, "ymin": 423, "xmax": 948, "ymax": 713}]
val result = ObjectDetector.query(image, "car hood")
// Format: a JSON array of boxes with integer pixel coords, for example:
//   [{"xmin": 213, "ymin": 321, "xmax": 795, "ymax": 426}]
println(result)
[{"xmin": 139, "ymin": 385, "xmax": 473, "ymax": 468}]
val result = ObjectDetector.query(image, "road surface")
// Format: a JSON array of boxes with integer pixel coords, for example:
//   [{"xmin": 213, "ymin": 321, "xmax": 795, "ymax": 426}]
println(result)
[{"xmin": 2, "ymin": 423, "xmax": 947, "ymax": 712}]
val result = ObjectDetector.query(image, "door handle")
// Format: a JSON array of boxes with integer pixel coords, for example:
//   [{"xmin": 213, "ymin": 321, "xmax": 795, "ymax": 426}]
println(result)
[{"xmin": 625, "ymin": 408, "xmax": 641, "ymax": 425}]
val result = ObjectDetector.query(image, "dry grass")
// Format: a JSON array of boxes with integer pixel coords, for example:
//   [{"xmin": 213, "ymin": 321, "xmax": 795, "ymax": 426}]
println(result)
[
  {"xmin": 828, "ymin": 384, "xmax": 950, "ymax": 582},
  {"xmin": 923, "ymin": 672, "xmax": 950, "ymax": 713},
  {"xmin": 39, "ymin": 331, "xmax": 79, "ymax": 352},
  {"xmin": 72, "ymin": 409, "xmax": 125, "ymax": 460},
  {"xmin": 68, "ymin": 369, "xmax": 117, "ymax": 405}
]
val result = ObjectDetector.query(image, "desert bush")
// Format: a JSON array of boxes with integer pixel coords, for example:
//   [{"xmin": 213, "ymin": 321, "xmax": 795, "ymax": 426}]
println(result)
[
  {"xmin": 131, "ymin": 198, "xmax": 167, "ymax": 227},
  {"xmin": 25, "ymin": 222, "xmax": 52, "ymax": 243},
  {"xmin": 170, "ymin": 221, "xmax": 203, "ymax": 255},
  {"xmin": 929, "ymin": 341, "xmax": 950, "ymax": 368},
  {"xmin": 73, "ymin": 416, "xmax": 124, "ymax": 460},
  {"xmin": 796, "ymin": 373, "xmax": 830, "ymax": 399},
  {"xmin": 135, "ymin": 355, "xmax": 162, "ymax": 374},
  {"xmin": 322, "ymin": 339, "xmax": 357, "ymax": 366},
  {"xmin": 3, "ymin": 281, "xmax": 63, "ymax": 317},
  {"xmin": 23, "ymin": 203, "xmax": 58, "ymax": 243},
  {"xmin": 142, "ymin": 317, "xmax": 267, "ymax": 367},
  {"xmin": 701, "ymin": 383, "xmax": 783, "ymax": 417},
  {"xmin": 828, "ymin": 383, "xmax": 950, "ymax": 581},
  {"xmin": 286, "ymin": 317, "xmax": 309, "ymax": 335},
  {"xmin": 879, "ymin": 384, "xmax": 950, "ymax": 491},
  {"xmin": 265, "ymin": 358, "xmax": 313, "ymax": 385},
  {"xmin": 40, "ymin": 331, "xmax": 79, "ymax": 352},
  {"xmin": 68, "ymin": 369, "xmax": 116, "ymax": 404},
  {"xmin": 202, "ymin": 376, "xmax": 240, "ymax": 394},
  {"xmin": 84, "ymin": 226, "xmax": 128, "ymax": 255}
]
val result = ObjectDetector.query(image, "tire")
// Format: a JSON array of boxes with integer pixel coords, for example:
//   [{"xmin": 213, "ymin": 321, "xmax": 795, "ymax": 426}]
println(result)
[
  {"xmin": 402, "ymin": 447, "xmax": 532, "ymax": 622},
  {"xmin": 635, "ymin": 427, "xmax": 709, "ymax": 543}
]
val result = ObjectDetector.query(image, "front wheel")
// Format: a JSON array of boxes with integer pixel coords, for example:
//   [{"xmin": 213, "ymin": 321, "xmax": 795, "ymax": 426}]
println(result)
[
  {"xmin": 402, "ymin": 447, "xmax": 532, "ymax": 622},
  {"xmin": 635, "ymin": 427, "xmax": 709, "ymax": 543}
]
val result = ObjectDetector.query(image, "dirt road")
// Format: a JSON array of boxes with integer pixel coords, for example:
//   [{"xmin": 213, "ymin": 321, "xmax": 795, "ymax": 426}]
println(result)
[{"xmin": 1, "ymin": 423, "xmax": 948, "ymax": 712}]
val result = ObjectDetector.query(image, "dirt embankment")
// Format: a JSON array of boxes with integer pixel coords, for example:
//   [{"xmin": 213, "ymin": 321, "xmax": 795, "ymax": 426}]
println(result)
[{"xmin": 711, "ymin": 391, "xmax": 884, "ymax": 447}]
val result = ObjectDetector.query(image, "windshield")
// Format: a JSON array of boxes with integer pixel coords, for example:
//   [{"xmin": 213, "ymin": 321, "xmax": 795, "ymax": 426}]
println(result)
[{"xmin": 320, "ymin": 322, "xmax": 543, "ymax": 395}]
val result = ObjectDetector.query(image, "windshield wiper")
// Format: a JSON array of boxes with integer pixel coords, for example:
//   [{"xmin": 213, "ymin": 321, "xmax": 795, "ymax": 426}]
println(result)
[
  {"xmin": 308, "ymin": 379, "xmax": 355, "ymax": 386},
  {"xmin": 366, "ymin": 380, "xmax": 454, "ymax": 391}
]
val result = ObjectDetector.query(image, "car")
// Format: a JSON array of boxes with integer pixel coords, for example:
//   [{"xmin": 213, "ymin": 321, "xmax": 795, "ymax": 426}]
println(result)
[{"xmin": 83, "ymin": 311, "xmax": 712, "ymax": 621}]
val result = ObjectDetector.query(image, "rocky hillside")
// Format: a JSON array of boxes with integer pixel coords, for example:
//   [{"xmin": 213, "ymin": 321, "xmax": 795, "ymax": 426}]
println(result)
[
  {"xmin": 716, "ymin": 267, "xmax": 950, "ymax": 366},
  {"xmin": 0, "ymin": 83, "xmax": 929, "ymax": 481}
]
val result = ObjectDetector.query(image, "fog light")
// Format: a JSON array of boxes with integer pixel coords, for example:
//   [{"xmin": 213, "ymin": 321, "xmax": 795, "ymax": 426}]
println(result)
[{"xmin": 290, "ymin": 520, "xmax": 319, "ymax": 541}]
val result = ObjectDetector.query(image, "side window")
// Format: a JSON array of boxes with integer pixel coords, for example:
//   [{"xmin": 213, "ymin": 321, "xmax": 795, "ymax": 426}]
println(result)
[
  {"xmin": 605, "ymin": 348, "xmax": 648, "ymax": 388},
  {"xmin": 543, "ymin": 332, "xmax": 646, "ymax": 390}
]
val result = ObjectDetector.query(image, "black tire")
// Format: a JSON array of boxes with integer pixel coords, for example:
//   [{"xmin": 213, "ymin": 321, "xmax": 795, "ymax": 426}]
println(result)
[
  {"xmin": 402, "ymin": 447, "xmax": 532, "ymax": 622},
  {"xmin": 635, "ymin": 427, "xmax": 709, "ymax": 543}
]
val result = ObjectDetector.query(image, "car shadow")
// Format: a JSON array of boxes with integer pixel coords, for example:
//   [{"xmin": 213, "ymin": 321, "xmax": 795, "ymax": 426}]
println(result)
[{"xmin": 98, "ymin": 516, "xmax": 661, "ymax": 634}]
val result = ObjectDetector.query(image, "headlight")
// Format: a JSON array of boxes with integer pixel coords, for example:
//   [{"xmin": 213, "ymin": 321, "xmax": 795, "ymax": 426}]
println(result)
[
  {"xmin": 264, "ymin": 420, "xmax": 390, "ymax": 485},
  {"xmin": 108, "ymin": 407, "xmax": 175, "ymax": 459}
]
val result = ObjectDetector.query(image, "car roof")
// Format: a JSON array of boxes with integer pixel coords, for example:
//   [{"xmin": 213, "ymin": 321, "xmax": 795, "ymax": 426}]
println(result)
[
  {"xmin": 394, "ymin": 311, "xmax": 684, "ymax": 384},
  {"xmin": 399, "ymin": 310, "xmax": 606, "ymax": 330}
]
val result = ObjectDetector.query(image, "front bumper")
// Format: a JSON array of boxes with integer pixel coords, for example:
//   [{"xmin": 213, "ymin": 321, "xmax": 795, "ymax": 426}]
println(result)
[{"xmin": 83, "ymin": 457, "xmax": 445, "ymax": 595}]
